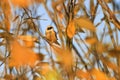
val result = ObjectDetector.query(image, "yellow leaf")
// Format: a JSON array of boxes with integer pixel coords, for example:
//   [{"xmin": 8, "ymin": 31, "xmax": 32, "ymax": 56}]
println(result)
[
  {"xmin": 90, "ymin": 68, "xmax": 108, "ymax": 80},
  {"xmin": 9, "ymin": 40, "xmax": 40, "ymax": 68},
  {"xmin": 35, "ymin": 0, "xmax": 43, "ymax": 3},
  {"xmin": 18, "ymin": 35, "xmax": 37, "ymax": 41},
  {"xmin": 1, "ymin": 0, "xmax": 11, "ymax": 31},
  {"xmin": 75, "ymin": 17, "xmax": 96, "ymax": 32},
  {"xmin": 76, "ymin": 69, "xmax": 90, "ymax": 79},
  {"xmin": 44, "ymin": 70, "xmax": 60, "ymax": 80},
  {"xmin": 36, "ymin": 62, "xmax": 62, "ymax": 80},
  {"xmin": 96, "ymin": 43, "xmax": 105, "ymax": 54},
  {"xmin": 108, "ymin": 49, "xmax": 120, "ymax": 57},
  {"xmin": 104, "ymin": 0, "xmax": 112, "ymax": 3},
  {"xmin": 10, "ymin": 0, "xmax": 32, "ymax": 7},
  {"xmin": 67, "ymin": 21, "xmax": 75, "ymax": 38},
  {"xmin": 51, "ymin": 45, "xmax": 74, "ymax": 69},
  {"xmin": 24, "ymin": 40, "xmax": 34, "ymax": 48},
  {"xmin": 109, "ymin": 77, "xmax": 116, "ymax": 80},
  {"xmin": 18, "ymin": 35, "xmax": 37, "ymax": 48},
  {"xmin": 85, "ymin": 37, "xmax": 97, "ymax": 45}
]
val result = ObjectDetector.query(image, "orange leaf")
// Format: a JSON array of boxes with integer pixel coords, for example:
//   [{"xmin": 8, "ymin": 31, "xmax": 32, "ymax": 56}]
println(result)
[
  {"xmin": 10, "ymin": 0, "xmax": 32, "ymax": 7},
  {"xmin": 51, "ymin": 45, "xmax": 74, "ymax": 69},
  {"xmin": 67, "ymin": 21, "xmax": 75, "ymax": 38},
  {"xmin": 18, "ymin": 35, "xmax": 37, "ymax": 41},
  {"xmin": 18, "ymin": 35, "xmax": 37, "ymax": 48},
  {"xmin": 9, "ymin": 40, "xmax": 40, "ymax": 68},
  {"xmin": 96, "ymin": 43, "xmax": 105, "ymax": 54},
  {"xmin": 85, "ymin": 37, "xmax": 97, "ymax": 45},
  {"xmin": 75, "ymin": 17, "xmax": 96, "ymax": 32},
  {"xmin": 104, "ymin": 0, "xmax": 112, "ymax": 3},
  {"xmin": 1, "ymin": 0, "xmax": 11, "ymax": 31},
  {"xmin": 90, "ymin": 68, "xmax": 108, "ymax": 80},
  {"xmin": 76, "ymin": 69, "xmax": 90, "ymax": 79}
]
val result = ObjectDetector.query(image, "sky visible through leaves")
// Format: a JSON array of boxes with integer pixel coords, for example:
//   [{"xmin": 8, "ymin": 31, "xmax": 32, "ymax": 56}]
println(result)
[{"xmin": 0, "ymin": 0, "xmax": 120, "ymax": 80}]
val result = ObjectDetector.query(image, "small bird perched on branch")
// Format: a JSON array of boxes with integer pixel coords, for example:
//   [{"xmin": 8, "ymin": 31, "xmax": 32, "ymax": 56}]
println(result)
[{"xmin": 45, "ymin": 26, "xmax": 59, "ymax": 45}]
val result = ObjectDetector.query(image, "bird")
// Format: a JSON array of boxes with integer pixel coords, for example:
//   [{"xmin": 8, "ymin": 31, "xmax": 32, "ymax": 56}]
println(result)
[{"xmin": 45, "ymin": 26, "xmax": 59, "ymax": 45}]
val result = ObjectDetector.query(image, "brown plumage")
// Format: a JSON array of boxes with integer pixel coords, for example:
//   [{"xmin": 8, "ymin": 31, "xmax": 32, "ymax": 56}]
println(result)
[{"xmin": 45, "ymin": 26, "xmax": 59, "ymax": 45}]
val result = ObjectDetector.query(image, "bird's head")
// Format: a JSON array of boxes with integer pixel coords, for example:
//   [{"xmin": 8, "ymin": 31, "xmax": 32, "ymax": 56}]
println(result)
[{"xmin": 46, "ymin": 26, "xmax": 53, "ymax": 30}]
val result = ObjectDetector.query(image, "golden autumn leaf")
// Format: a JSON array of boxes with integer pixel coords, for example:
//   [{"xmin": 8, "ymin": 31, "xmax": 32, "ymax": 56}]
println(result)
[
  {"xmin": 108, "ymin": 49, "xmax": 120, "ymax": 57},
  {"xmin": 76, "ymin": 69, "xmax": 90, "ymax": 79},
  {"xmin": 36, "ymin": 62, "xmax": 62, "ymax": 80},
  {"xmin": 67, "ymin": 21, "xmax": 75, "ymax": 38},
  {"xmin": 109, "ymin": 77, "xmax": 116, "ymax": 80},
  {"xmin": 75, "ymin": 17, "xmax": 96, "ymax": 32},
  {"xmin": 18, "ymin": 35, "xmax": 37, "ymax": 41},
  {"xmin": 90, "ymin": 68, "xmax": 108, "ymax": 80},
  {"xmin": 96, "ymin": 43, "xmax": 105, "ymax": 54},
  {"xmin": 10, "ymin": 0, "xmax": 32, "ymax": 7},
  {"xmin": 39, "ymin": 63, "xmax": 51, "ymax": 75},
  {"xmin": 51, "ymin": 44, "xmax": 74, "ymax": 69},
  {"xmin": 18, "ymin": 35, "xmax": 37, "ymax": 48},
  {"xmin": 61, "ymin": 51, "xmax": 74, "ymax": 68},
  {"xmin": 24, "ymin": 40, "xmax": 34, "ymax": 48},
  {"xmin": 4, "ymin": 74, "xmax": 14, "ymax": 80},
  {"xmin": 104, "ymin": 0, "xmax": 112, "ymax": 3},
  {"xmin": 9, "ymin": 40, "xmax": 40, "ymax": 68},
  {"xmin": 35, "ymin": 0, "xmax": 43, "ymax": 3},
  {"xmin": 1, "ymin": 0, "xmax": 11, "ymax": 31},
  {"xmin": 85, "ymin": 37, "xmax": 97, "ymax": 45}
]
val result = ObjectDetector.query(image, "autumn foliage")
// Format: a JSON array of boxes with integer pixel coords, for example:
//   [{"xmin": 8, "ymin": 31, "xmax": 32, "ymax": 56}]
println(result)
[{"xmin": 0, "ymin": 0, "xmax": 120, "ymax": 80}]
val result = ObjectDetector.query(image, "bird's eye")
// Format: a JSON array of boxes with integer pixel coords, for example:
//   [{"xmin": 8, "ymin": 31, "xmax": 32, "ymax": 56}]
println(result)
[{"xmin": 47, "ymin": 26, "xmax": 53, "ymax": 30}]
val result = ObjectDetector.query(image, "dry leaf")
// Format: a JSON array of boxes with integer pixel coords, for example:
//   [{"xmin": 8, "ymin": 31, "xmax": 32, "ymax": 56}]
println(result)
[
  {"xmin": 109, "ymin": 77, "xmax": 116, "ymax": 80},
  {"xmin": 85, "ymin": 37, "xmax": 97, "ymax": 45},
  {"xmin": 9, "ymin": 40, "xmax": 40, "ymax": 68},
  {"xmin": 36, "ymin": 62, "xmax": 61, "ymax": 80},
  {"xmin": 18, "ymin": 35, "xmax": 37, "ymax": 48},
  {"xmin": 51, "ymin": 45, "xmax": 74, "ymax": 69},
  {"xmin": 76, "ymin": 69, "xmax": 90, "ymax": 79},
  {"xmin": 90, "ymin": 68, "xmax": 108, "ymax": 80},
  {"xmin": 35, "ymin": 0, "xmax": 43, "ymax": 3},
  {"xmin": 67, "ymin": 21, "xmax": 75, "ymax": 38},
  {"xmin": 18, "ymin": 35, "xmax": 37, "ymax": 41},
  {"xmin": 4, "ymin": 74, "xmax": 14, "ymax": 80},
  {"xmin": 104, "ymin": 0, "xmax": 112, "ymax": 3},
  {"xmin": 96, "ymin": 43, "xmax": 105, "ymax": 54},
  {"xmin": 75, "ymin": 17, "xmax": 96, "ymax": 32},
  {"xmin": 24, "ymin": 40, "xmax": 34, "ymax": 48},
  {"xmin": 10, "ymin": 0, "xmax": 32, "ymax": 7},
  {"xmin": 108, "ymin": 49, "xmax": 120, "ymax": 57},
  {"xmin": 1, "ymin": 0, "xmax": 11, "ymax": 31}
]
